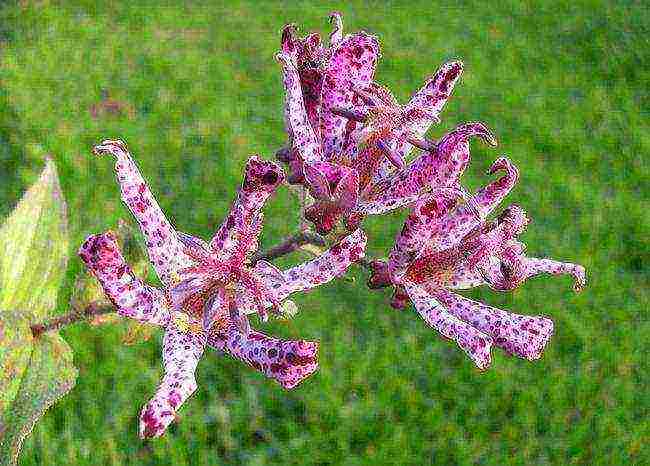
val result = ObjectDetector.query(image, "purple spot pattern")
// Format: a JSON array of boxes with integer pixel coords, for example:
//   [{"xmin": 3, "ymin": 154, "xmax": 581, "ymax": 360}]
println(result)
[{"xmin": 81, "ymin": 140, "xmax": 366, "ymax": 438}]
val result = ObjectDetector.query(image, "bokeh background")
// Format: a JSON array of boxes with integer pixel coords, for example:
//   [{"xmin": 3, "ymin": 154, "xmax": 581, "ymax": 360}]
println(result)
[{"xmin": 1, "ymin": 1, "xmax": 648, "ymax": 464}]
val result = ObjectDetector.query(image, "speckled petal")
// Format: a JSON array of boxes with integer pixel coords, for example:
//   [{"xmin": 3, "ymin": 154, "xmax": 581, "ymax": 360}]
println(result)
[
  {"xmin": 423, "ymin": 157, "xmax": 519, "ymax": 255},
  {"xmin": 404, "ymin": 281, "xmax": 493, "ymax": 370},
  {"xmin": 275, "ymin": 229, "xmax": 367, "ymax": 300},
  {"xmin": 209, "ymin": 157, "xmax": 284, "ymax": 262},
  {"xmin": 280, "ymin": 25, "xmax": 324, "ymax": 133},
  {"xmin": 78, "ymin": 232, "xmax": 170, "ymax": 326},
  {"xmin": 387, "ymin": 189, "xmax": 468, "ymax": 280},
  {"xmin": 277, "ymin": 50, "xmax": 323, "ymax": 164},
  {"xmin": 472, "ymin": 156, "xmax": 519, "ymax": 217},
  {"xmin": 522, "ymin": 257, "xmax": 587, "ymax": 292},
  {"xmin": 92, "ymin": 139, "xmax": 192, "ymax": 287},
  {"xmin": 208, "ymin": 322, "xmax": 318, "ymax": 389},
  {"xmin": 320, "ymin": 32, "xmax": 380, "ymax": 158},
  {"xmin": 431, "ymin": 288, "xmax": 554, "ymax": 361},
  {"xmin": 357, "ymin": 192, "xmax": 421, "ymax": 215},
  {"xmin": 369, "ymin": 121, "xmax": 497, "ymax": 204},
  {"xmin": 398, "ymin": 61, "xmax": 464, "ymax": 151},
  {"xmin": 328, "ymin": 11, "xmax": 344, "ymax": 45},
  {"xmin": 304, "ymin": 163, "xmax": 332, "ymax": 200},
  {"xmin": 139, "ymin": 316, "xmax": 206, "ymax": 438},
  {"xmin": 333, "ymin": 167, "xmax": 359, "ymax": 212}
]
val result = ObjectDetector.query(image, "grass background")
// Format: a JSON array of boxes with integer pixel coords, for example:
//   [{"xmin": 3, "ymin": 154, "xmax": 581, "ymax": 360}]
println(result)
[{"xmin": 0, "ymin": 0, "xmax": 648, "ymax": 464}]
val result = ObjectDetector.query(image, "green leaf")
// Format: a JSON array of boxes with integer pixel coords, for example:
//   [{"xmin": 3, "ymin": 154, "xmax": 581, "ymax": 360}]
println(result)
[
  {"xmin": 0, "ymin": 158, "xmax": 69, "ymax": 319},
  {"xmin": 0, "ymin": 333, "xmax": 77, "ymax": 466},
  {"xmin": 0, "ymin": 312, "xmax": 33, "ymax": 415},
  {"xmin": 0, "ymin": 160, "xmax": 77, "ymax": 465}
]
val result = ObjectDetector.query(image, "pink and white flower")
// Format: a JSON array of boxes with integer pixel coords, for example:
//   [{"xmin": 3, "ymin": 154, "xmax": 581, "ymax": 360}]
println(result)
[{"xmin": 79, "ymin": 139, "xmax": 366, "ymax": 438}]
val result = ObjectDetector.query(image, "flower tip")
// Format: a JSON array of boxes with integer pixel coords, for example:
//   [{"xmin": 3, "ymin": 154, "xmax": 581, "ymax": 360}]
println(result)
[
  {"xmin": 481, "ymin": 126, "xmax": 498, "ymax": 147},
  {"xmin": 328, "ymin": 11, "xmax": 342, "ymax": 22},
  {"xmin": 92, "ymin": 139, "xmax": 128, "ymax": 158},
  {"xmin": 280, "ymin": 23, "xmax": 298, "ymax": 53},
  {"xmin": 573, "ymin": 266, "xmax": 587, "ymax": 292}
]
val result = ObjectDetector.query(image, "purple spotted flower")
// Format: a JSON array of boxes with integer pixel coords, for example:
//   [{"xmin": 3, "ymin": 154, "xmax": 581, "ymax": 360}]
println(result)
[
  {"xmin": 368, "ymin": 161, "xmax": 586, "ymax": 369},
  {"xmin": 275, "ymin": 13, "xmax": 489, "ymax": 234},
  {"xmin": 275, "ymin": 13, "xmax": 380, "ymax": 180},
  {"xmin": 79, "ymin": 139, "xmax": 367, "ymax": 438}
]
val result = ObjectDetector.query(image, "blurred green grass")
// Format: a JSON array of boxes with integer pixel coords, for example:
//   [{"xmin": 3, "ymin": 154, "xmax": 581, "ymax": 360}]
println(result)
[{"xmin": 0, "ymin": 0, "xmax": 648, "ymax": 464}]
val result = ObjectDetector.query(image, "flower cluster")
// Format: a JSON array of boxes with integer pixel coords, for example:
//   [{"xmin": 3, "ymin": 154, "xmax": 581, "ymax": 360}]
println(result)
[
  {"xmin": 81, "ymin": 13, "xmax": 585, "ymax": 439},
  {"xmin": 274, "ymin": 13, "xmax": 586, "ymax": 369}
]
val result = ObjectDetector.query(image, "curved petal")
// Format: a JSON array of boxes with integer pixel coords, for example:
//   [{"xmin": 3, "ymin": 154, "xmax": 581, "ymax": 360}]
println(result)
[
  {"xmin": 92, "ymin": 139, "xmax": 192, "ymax": 286},
  {"xmin": 78, "ymin": 232, "xmax": 170, "ymax": 326},
  {"xmin": 209, "ymin": 157, "xmax": 284, "ymax": 263},
  {"xmin": 521, "ymin": 257, "xmax": 587, "ymax": 292},
  {"xmin": 320, "ymin": 32, "xmax": 380, "ymax": 158},
  {"xmin": 236, "ymin": 229, "xmax": 368, "ymax": 306},
  {"xmin": 422, "ymin": 157, "xmax": 519, "ymax": 255},
  {"xmin": 431, "ymin": 288, "xmax": 554, "ymax": 361},
  {"xmin": 208, "ymin": 322, "xmax": 319, "ymax": 389},
  {"xmin": 369, "ymin": 121, "xmax": 496, "ymax": 205},
  {"xmin": 277, "ymin": 50, "xmax": 323, "ymax": 164},
  {"xmin": 139, "ymin": 316, "xmax": 206, "ymax": 438},
  {"xmin": 277, "ymin": 229, "xmax": 366, "ymax": 299},
  {"xmin": 403, "ymin": 281, "xmax": 493, "ymax": 370},
  {"xmin": 370, "ymin": 61, "xmax": 465, "ymax": 185}
]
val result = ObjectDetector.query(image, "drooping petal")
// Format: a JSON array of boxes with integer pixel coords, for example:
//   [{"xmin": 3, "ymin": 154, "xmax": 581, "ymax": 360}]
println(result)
[
  {"xmin": 320, "ymin": 32, "xmax": 380, "ymax": 158},
  {"xmin": 403, "ymin": 281, "xmax": 493, "ymax": 370},
  {"xmin": 209, "ymin": 157, "xmax": 284, "ymax": 263},
  {"xmin": 521, "ymin": 257, "xmax": 587, "ymax": 292},
  {"xmin": 208, "ymin": 322, "xmax": 319, "ymax": 389},
  {"xmin": 139, "ymin": 316, "xmax": 206, "ymax": 438},
  {"xmin": 92, "ymin": 139, "xmax": 192, "ymax": 287},
  {"xmin": 277, "ymin": 50, "xmax": 323, "ymax": 164},
  {"xmin": 78, "ymin": 232, "xmax": 170, "ymax": 326},
  {"xmin": 431, "ymin": 288, "xmax": 554, "ymax": 362}
]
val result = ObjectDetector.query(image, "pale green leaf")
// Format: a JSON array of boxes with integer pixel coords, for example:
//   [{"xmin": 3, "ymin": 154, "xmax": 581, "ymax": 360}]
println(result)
[
  {"xmin": 0, "ymin": 333, "xmax": 77, "ymax": 466},
  {"xmin": 0, "ymin": 312, "xmax": 33, "ymax": 416},
  {"xmin": 0, "ymin": 159, "xmax": 69, "ymax": 319}
]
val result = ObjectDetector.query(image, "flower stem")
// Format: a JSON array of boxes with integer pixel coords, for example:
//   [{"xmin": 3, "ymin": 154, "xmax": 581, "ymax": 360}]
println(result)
[
  {"xmin": 250, "ymin": 231, "xmax": 326, "ymax": 264},
  {"xmin": 30, "ymin": 302, "xmax": 114, "ymax": 337}
]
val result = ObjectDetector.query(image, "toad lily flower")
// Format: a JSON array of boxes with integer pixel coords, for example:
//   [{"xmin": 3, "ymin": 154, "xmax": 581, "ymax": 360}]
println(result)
[
  {"xmin": 276, "ymin": 12, "xmax": 380, "ymax": 183},
  {"xmin": 367, "ymin": 164, "xmax": 586, "ymax": 369},
  {"xmin": 305, "ymin": 121, "xmax": 496, "ymax": 235},
  {"xmin": 277, "ymin": 28, "xmax": 485, "ymax": 234},
  {"xmin": 79, "ymin": 139, "xmax": 367, "ymax": 438}
]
